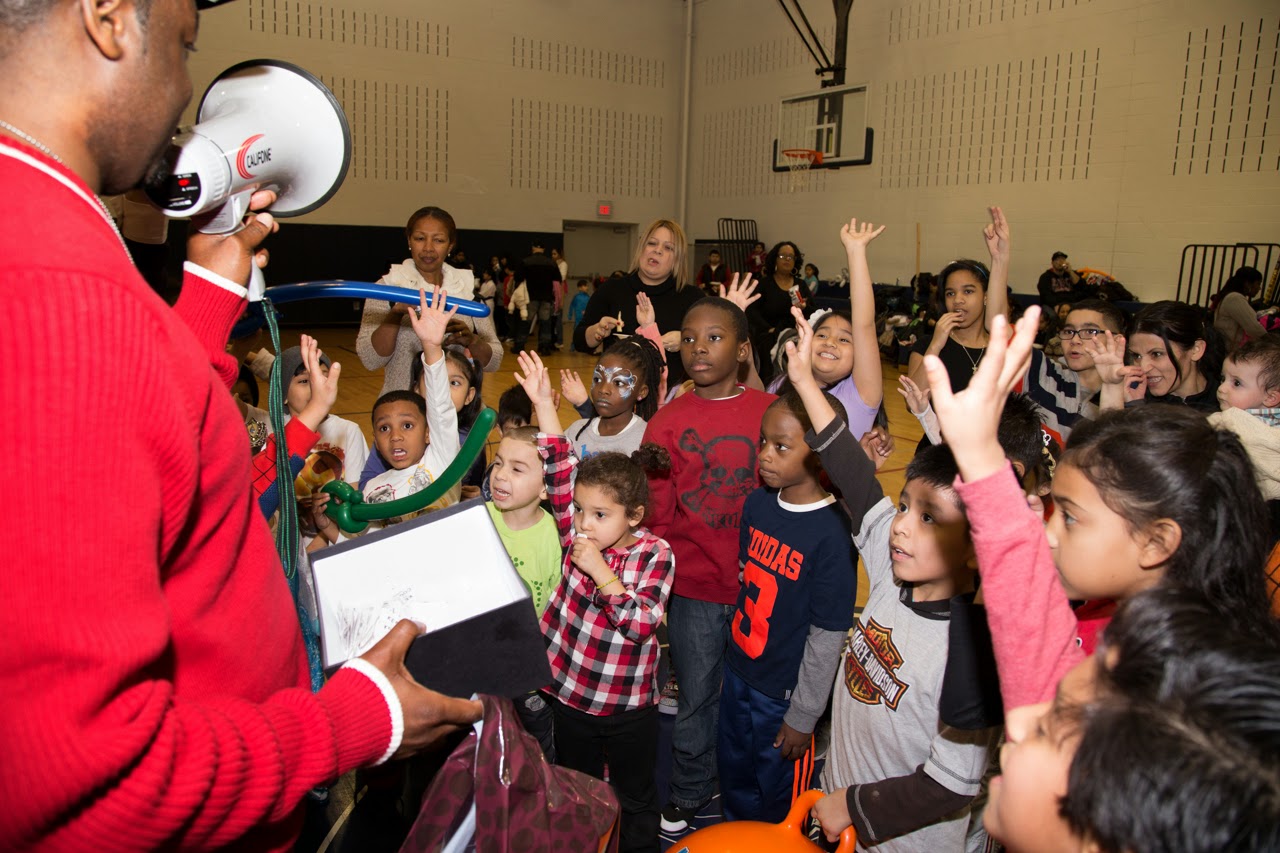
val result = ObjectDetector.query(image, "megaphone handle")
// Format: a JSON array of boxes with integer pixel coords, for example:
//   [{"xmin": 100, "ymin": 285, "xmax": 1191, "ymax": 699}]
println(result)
[{"xmin": 248, "ymin": 263, "xmax": 266, "ymax": 302}]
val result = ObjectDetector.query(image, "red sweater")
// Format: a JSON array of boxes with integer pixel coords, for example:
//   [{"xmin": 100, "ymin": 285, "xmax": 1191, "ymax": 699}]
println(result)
[
  {"xmin": 0, "ymin": 140, "xmax": 392, "ymax": 850},
  {"xmin": 642, "ymin": 387, "xmax": 774, "ymax": 604}
]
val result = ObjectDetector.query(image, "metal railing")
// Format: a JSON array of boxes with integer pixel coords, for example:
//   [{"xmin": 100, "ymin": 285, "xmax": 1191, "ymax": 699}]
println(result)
[
  {"xmin": 1177, "ymin": 243, "xmax": 1280, "ymax": 308},
  {"xmin": 716, "ymin": 218, "xmax": 759, "ymax": 278}
]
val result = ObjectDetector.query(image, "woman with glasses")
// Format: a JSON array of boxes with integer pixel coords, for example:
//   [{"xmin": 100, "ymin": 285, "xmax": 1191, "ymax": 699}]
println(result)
[{"xmin": 746, "ymin": 241, "xmax": 811, "ymax": 382}]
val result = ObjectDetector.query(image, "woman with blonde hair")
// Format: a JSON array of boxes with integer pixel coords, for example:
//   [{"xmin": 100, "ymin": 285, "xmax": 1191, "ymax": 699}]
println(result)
[{"xmin": 573, "ymin": 219, "xmax": 705, "ymax": 386}]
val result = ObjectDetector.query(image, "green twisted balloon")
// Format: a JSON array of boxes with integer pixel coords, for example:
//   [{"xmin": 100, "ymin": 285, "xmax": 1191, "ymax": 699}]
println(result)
[{"xmin": 321, "ymin": 407, "xmax": 496, "ymax": 534}]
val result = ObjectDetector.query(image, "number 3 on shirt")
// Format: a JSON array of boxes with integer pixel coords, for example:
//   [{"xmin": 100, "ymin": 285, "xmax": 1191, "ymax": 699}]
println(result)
[{"xmin": 731, "ymin": 561, "xmax": 777, "ymax": 659}]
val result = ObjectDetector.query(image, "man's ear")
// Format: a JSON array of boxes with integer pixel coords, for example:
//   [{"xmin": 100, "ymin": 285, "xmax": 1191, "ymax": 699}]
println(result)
[
  {"xmin": 81, "ymin": 0, "xmax": 133, "ymax": 61},
  {"xmin": 1138, "ymin": 518, "xmax": 1182, "ymax": 570}
]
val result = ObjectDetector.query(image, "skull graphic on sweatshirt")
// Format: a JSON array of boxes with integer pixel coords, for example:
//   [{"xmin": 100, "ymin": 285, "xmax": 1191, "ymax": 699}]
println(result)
[{"xmin": 677, "ymin": 428, "xmax": 758, "ymax": 529}]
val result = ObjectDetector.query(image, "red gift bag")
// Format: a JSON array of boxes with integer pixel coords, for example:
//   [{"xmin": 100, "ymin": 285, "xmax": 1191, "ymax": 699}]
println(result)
[{"xmin": 401, "ymin": 695, "xmax": 619, "ymax": 853}]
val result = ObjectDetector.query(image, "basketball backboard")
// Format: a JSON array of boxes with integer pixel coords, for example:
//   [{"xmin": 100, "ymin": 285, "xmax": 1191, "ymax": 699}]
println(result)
[{"xmin": 772, "ymin": 82, "xmax": 874, "ymax": 171}]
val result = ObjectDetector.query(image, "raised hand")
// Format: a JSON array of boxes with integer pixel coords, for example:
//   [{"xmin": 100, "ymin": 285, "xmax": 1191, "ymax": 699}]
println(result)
[
  {"xmin": 897, "ymin": 374, "xmax": 931, "ymax": 415},
  {"xmin": 408, "ymin": 285, "xmax": 459, "ymax": 358},
  {"xmin": 636, "ymin": 291, "xmax": 656, "ymax": 328},
  {"xmin": 559, "ymin": 369, "xmax": 589, "ymax": 408},
  {"xmin": 513, "ymin": 350, "xmax": 553, "ymax": 407},
  {"xmin": 718, "ymin": 273, "xmax": 761, "ymax": 313},
  {"xmin": 839, "ymin": 217, "xmax": 886, "ymax": 251},
  {"xmin": 1080, "ymin": 331, "xmax": 1128, "ymax": 385},
  {"xmin": 784, "ymin": 306, "xmax": 817, "ymax": 389},
  {"xmin": 296, "ymin": 334, "xmax": 341, "ymax": 432},
  {"xmin": 983, "ymin": 205, "xmax": 1011, "ymax": 265},
  {"xmin": 924, "ymin": 307, "xmax": 1040, "ymax": 483}
]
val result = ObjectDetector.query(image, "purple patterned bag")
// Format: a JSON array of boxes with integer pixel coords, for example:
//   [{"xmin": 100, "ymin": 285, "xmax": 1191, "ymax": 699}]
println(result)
[{"xmin": 401, "ymin": 695, "xmax": 619, "ymax": 853}]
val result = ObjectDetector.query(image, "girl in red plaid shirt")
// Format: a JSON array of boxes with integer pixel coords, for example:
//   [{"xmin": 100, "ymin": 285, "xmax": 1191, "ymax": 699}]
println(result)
[{"xmin": 513, "ymin": 351, "xmax": 675, "ymax": 853}]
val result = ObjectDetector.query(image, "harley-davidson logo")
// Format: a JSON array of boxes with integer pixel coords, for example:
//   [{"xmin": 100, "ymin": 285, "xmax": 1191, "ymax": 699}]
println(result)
[{"xmin": 844, "ymin": 618, "xmax": 909, "ymax": 710}]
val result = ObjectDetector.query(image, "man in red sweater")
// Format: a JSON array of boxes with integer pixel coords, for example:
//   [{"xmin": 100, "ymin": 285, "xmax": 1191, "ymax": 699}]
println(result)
[{"xmin": 0, "ymin": 0, "xmax": 481, "ymax": 849}]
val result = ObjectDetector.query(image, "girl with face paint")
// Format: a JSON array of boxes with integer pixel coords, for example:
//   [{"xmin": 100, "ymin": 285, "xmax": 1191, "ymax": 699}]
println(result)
[{"xmin": 564, "ymin": 337, "xmax": 665, "ymax": 461}]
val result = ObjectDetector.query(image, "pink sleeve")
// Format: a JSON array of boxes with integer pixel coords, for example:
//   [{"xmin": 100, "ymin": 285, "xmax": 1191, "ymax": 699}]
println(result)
[{"xmin": 954, "ymin": 464, "xmax": 1084, "ymax": 709}]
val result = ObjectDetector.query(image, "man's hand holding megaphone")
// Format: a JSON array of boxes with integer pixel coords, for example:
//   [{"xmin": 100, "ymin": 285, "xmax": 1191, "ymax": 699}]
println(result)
[{"xmin": 185, "ymin": 188, "xmax": 279, "ymax": 289}]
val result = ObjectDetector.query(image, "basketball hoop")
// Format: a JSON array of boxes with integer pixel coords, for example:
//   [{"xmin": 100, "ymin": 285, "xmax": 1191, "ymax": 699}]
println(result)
[{"xmin": 780, "ymin": 148, "xmax": 822, "ymax": 192}]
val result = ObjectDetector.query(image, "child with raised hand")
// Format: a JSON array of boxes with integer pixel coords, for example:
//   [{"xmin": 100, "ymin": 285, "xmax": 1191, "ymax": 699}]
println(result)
[
  {"xmin": 276, "ymin": 342, "xmax": 368, "ymax": 536},
  {"xmin": 766, "ymin": 217, "xmax": 886, "ymax": 441},
  {"xmin": 922, "ymin": 307, "xmax": 1274, "ymax": 711},
  {"xmin": 981, "ymin": 209, "xmax": 1127, "ymax": 445},
  {"xmin": 562, "ymin": 337, "xmax": 664, "ymax": 461},
  {"xmin": 310, "ymin": 287, "xmax": 460, "ymax": 544},
  {"xmin": 788, "ymin": 308, "xmax": 998, "ymax": 851},
  {"xmin": 514, "ymin": 350, "xmax": 676, "ymax": 853},
  {"xmin": 718, "ymin": 385, "xmax": 857, "ymax": 824},
  {"xmin": 641, "ymin": 294, "xmax": 774, "ymax": 832}
]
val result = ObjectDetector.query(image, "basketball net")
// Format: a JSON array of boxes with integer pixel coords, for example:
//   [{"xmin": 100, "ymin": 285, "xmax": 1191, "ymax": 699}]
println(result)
[{"xmin": 781, "ymin": 149, "xmax": 821, "ymax": 192}]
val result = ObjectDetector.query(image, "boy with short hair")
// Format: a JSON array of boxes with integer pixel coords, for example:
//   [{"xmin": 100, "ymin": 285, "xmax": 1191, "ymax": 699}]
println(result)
[
  {"xmin": 787, "ymin": 321, "xmax": 999, "ymax": 850},
  {"xmin": 644, "ymin": 296, "xmax": 775, "ymax": 831},
  {"xmin": 718, "ymin": 390, "xmax": 856, "ymax": 823},
  {"xmin": 497, "ymin": 385, "xmax": 533, "ymax": 435},
  {"xmin": 310, "ymin": 288, "xmax": 460, "ymax": 543}
]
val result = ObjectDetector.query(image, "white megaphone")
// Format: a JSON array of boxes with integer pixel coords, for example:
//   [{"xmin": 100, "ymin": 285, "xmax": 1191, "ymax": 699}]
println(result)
[{"xmin": 145, "ymin": 59, "xmax": 351, "ymax": 300}]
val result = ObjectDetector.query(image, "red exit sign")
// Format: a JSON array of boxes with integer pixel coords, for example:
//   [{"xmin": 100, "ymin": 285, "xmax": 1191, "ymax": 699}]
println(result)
[{"xmin": 596, "ymin": 201, "xmax": 613, "ymax": 217}]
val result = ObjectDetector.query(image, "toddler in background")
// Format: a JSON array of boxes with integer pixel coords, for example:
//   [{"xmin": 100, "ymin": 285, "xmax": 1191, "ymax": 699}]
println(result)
[
  {"xmin": 563, "ymin": 337, "xmax": 665, "ymax": 460},
  {"xmin": 569, "ymin": 279, "xmax": 591, "ymax": 329},
  {"xmin": 1211, "ymin": 335, "xmax": 1280, "ymax": 496},
  {"xmin": 309, "ymin": 287, "xmax": 460, "ymax": 544},
  {"xmin": 516, "ymin": 351, "xmax": 676, "ymax": 853}
]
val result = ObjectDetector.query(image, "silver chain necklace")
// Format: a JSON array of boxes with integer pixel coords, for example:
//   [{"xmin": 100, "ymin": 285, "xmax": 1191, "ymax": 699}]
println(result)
[
  {"xmin": 952, "ymin": 336, "xmax": 988, "ymax": 375},
  {"xmin": 0, "ymin": 119, "xmax": 132, "ymax": 258}
]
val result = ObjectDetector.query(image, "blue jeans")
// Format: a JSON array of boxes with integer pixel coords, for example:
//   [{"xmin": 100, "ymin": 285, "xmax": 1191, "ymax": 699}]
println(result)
[{"xmin": 667, "ymin": 594, "xmax": 734, "ymax": 810}]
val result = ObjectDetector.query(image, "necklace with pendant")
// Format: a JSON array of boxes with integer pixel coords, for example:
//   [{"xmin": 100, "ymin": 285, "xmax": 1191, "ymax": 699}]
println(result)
[{"xmin": 955, "ymin": 337, "xmax": 987, "ymax": 375}]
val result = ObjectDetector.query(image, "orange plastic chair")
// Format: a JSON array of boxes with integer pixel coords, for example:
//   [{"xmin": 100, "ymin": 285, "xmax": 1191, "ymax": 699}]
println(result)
[{"xmin": 671, "ymin": 789, "xmax": 856, "ymax": 853}]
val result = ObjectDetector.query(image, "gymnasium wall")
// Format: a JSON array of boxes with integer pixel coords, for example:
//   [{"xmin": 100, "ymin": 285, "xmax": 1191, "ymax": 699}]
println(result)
[
  {"xmin": 686, "ymin": 0, "xmax": 1280, "ymax": 299},
  {"xmin": 186, "ymin": 0, "xmax": 686, "ymax": 237},
  {"xmin": 184, "ymin": 0, "xmax": 1279, "ymax": 302}
]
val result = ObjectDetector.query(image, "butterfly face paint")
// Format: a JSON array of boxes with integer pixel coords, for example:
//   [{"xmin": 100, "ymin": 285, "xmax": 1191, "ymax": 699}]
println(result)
[{"xmin": 593, "ymin": 365, "xmax": 638, "ymax": 399}]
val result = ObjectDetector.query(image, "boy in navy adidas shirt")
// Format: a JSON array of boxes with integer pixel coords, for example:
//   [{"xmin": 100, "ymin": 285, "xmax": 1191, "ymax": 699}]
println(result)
[{"xmin": 718, "ymin": 388, "xmax": 857, "ymax": 823}]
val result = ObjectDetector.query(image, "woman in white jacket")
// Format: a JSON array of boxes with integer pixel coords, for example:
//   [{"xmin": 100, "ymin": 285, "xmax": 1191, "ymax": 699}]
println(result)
[{"xmin": 357, "ymin": 206, "xmax": 504, "ymax": 395}]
